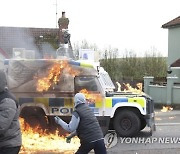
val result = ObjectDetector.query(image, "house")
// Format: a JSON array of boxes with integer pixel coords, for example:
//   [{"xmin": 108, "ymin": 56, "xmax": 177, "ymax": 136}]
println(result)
[
  {"xmin": 162, "ymin": 16, "xmax": 180, "ymax": 81},
  {"xmin": 0, "ymin": 26, "xmax": 59, "ymax": 58},
  {"xmin": 144, "ymin": 16, "xmax": 180, "ymax": 105}
]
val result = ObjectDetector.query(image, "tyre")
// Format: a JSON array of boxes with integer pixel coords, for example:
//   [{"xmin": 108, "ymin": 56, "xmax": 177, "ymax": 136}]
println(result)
[
  {"xmin": 113, "ymin": 110, "xmax": 141, "ymax": 137},
  {"xmin": 20, "ymin": 107, "xmax": 49, "ymax": 131},
  {"xmin": 140, "ymin": 118, "xmax": 146, "ymax": 130}
]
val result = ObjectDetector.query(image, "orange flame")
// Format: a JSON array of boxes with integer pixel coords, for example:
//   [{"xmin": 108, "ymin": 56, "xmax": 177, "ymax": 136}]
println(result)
[
  {"xmin": 79, "ymin": 89, "xmax": 102, "ymax": 104},
  {"xmin": 123, "ymin": 83, "xmax": 143, "ymax": 94},
  {"xmin": 36, "ymin": 61, "xmax": 79, "ymax": 92},
  {"xmin": 161, "ymin": 106, "xmax": 173, "ymax": 112},
  {"xmin": 19, "ymin": 118, "xmax": 80, "ymax": 153},
  {"xmin": 116, "ymin": 82, "xmax": 143, "ymax": 94}
]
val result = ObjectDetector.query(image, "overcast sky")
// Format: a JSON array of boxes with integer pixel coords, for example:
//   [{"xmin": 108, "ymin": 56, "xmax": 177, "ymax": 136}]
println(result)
[{"xmin": 0, "ymin": 0, "xmax": 180, "ymax": 57}]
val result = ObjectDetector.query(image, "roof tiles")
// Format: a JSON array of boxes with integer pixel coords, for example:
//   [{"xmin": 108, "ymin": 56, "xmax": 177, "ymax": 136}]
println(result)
[
  {"xmin": 162, "ymin": 16, "xmax": 180, "ymax": 28},
  {"xmin": 170, "ymin": 58, "xmax": 180, "ymax": 67}
]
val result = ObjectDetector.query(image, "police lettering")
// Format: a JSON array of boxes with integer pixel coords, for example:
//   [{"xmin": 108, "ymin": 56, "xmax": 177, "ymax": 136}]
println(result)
[
  {"xmin": 52, "ymin": 108, "xmax": 58, "ymax": 113},
  {"xmin": 60, "ymin": 108, "xmax": 69, "ymax": 114},
  {"xmin": 51, "ymin": 107, "xmax": 71, "ymax": 114}
]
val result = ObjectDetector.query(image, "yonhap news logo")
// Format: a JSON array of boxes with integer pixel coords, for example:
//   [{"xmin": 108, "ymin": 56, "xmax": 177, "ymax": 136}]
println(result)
[{"xmin": 119, "ymin": 137, "xmax": 180, "ymax": 144}]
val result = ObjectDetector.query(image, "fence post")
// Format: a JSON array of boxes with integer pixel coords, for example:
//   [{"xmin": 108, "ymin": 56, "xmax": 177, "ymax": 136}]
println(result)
[
  {"xmin": 143, "ymin": 76, "xmax": 154, "ymax": 94},
  {"xmin": 166, "ymin": 76, "xmax": 178, "ymax": 105}
]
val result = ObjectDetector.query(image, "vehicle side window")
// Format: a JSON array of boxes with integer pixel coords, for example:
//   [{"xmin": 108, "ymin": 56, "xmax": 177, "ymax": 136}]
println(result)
[{"xmin": 75, "ymin": 76, "xmax": 100, "ymax": 93}]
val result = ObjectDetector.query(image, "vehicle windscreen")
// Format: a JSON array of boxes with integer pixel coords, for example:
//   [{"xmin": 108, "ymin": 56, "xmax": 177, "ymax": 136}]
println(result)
[
  {"xmin": 74, "ymin": 76, "xmax": 102, "ymax": 94},
  {"xmin": 99, "ymin": 72, "xmax": 115, "ymax": 91}
]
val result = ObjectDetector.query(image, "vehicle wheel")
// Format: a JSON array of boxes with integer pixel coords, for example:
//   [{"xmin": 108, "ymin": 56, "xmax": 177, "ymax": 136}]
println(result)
[
  {"xmin": 140, "ymin": 118, "xmax": 146, "ymax": 130},
  {"xmin": 113, "ymin": 110, "xmax": 141, "ymax": 137},
  {"xmin": 20, "ymin": 107, "xmax": 49, "ymax": 131}
]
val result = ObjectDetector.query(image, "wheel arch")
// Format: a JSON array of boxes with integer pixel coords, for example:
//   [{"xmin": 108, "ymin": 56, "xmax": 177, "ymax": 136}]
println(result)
[
  {"xmin": 110, "ymin": 103, "xmax": 146, "ymax": 118},
  {"xmin": 20, "ymin": 103, "xmax": 50, "ymax": 131},
  {"xmin": 20, "ymin": 102, "xmax": 49, "ymax": 116}
]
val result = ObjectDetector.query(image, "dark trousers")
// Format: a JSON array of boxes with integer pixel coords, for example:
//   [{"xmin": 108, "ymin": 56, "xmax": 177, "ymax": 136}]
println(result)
[
  {"xmin": 75, "ymin": 139, "xmax": 107, "ymax": 154},
  {"xmin": 0, "ymin": 146, "xmax": 21, "ymax": 154}
]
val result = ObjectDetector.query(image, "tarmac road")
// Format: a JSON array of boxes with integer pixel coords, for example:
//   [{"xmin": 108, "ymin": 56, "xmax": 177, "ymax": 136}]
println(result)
[
  {"xmin": 107, "ymin": 109, "xmax": 180, "ymax": 154},
  {"xmin": 19, "ymin": 109, "xmax": 180, "ymax": 154}
]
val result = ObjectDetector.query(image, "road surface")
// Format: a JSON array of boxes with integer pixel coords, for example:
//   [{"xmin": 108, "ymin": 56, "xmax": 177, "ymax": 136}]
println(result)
[
  {"xmin": 107, "ymin": 109, "xmax": 180, "ymax": 154},
  {"xmin": 19, "ymin": 109, "xmax": 180, "ymax": 154}
]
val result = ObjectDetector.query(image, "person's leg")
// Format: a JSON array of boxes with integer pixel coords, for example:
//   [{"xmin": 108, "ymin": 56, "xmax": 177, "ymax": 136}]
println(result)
[
  {"xmin": 75, "ymin": 142, "xmax": 93, "ymax": 154},
  {"xmin": 94, "ymin": 139, "xmax": 107, "ymax": 154},
  {"xmin": 0, "ymin": 146, "xmax": 21, "ymax": 154}
]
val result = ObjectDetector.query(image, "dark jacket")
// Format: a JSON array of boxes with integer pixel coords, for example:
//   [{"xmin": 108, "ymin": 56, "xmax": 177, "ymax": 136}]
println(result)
[
  {"xmin": 75, "ymin": 103, "xmax": 104, "ymax": 143},
  {"xmin": 0, "ymin": 70, "xmax": 22, "ymax": 148}
]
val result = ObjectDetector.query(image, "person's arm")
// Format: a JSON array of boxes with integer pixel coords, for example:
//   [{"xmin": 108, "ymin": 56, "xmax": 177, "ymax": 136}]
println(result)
[
  {"xmin": 0, "ymin": 98, "xmax": 17, "ymax": 134},
  {"xmin": 66, "ymin": 130, "xmax": 77, "ymax": 143},
  {"xmin": 67, "ymin": 130, "xmax": 77, "ymax": 138},
  {"xmin": 54, "ymin": 111, "xmax": 80, "ymax": 133}
]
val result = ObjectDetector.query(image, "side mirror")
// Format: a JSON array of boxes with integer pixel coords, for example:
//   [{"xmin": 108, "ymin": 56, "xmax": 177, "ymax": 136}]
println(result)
[
  {"xmin": 106, "ymin": 91, "xmax": 113, "ymax": 97},
  {"xmin": 167, "ymin": 66, "xmax": 172, "ymax": 74}
]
